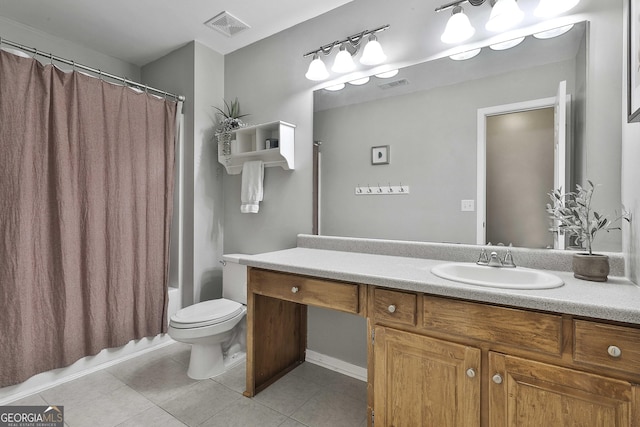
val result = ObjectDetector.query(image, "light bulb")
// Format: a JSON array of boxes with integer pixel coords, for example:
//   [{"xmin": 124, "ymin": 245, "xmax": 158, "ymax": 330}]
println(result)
[
  {"xmin": 535, "ymin": 0, "xmax": 580, "ymax": 18},
  {"xmin": 305, "ymin": 54, "xmax": 329, "ymax": 81},
  {"xmin": 486, "ymin": 0, "xmax": 524, "ymax": 32},
  {"xmin": 360, "ymin": 34, "xmax": 387, "ymax": 65},
  {"xmin": 441, "ymin": 6, "xmax": 476, "ymax": 44},
  {"xmin": 533, "ymin": 24, "xmax": 574, "ymax": 40},
  {"xmin": 332, "ymin": 45, "xmax": 356, "ymax": 73}
]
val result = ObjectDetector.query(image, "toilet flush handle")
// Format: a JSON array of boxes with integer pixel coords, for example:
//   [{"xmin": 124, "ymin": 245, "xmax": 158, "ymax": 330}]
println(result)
[{"xmin": 219, "ymin": 260, "xmax": 227, "ymax": 267}]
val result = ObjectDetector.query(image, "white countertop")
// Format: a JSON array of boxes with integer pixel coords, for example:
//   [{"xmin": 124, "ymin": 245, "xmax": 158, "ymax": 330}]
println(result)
[{"xmin": 239, "ymin": 247, "xmax": 640, "ymax": 325}]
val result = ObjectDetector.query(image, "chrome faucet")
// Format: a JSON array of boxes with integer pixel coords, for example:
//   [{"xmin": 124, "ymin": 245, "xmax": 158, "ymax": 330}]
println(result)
[{"xmin": 476, "ymin": 248, "xmax": 516, "ymax": 268}]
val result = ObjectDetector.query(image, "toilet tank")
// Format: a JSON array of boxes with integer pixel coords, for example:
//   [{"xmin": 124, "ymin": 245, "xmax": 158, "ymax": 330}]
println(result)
[{"xmin": 222, "ymin": 254, "xmax": 248, "ymax": 304}]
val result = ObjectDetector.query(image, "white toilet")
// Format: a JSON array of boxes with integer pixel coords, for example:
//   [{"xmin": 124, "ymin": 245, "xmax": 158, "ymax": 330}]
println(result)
[{"xmin": 168, "ymin": 254, "xmax": 247, "ymax": 379}]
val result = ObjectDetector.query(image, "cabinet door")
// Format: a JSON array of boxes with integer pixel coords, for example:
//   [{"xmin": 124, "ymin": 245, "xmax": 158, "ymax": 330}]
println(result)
[
  {"xmin": 373, "ymin": 326, "xmax": 480, "ymax": 427},
  {"xmin": 489, "ymin": 352, "xmax": 639, "ymax": 427}
]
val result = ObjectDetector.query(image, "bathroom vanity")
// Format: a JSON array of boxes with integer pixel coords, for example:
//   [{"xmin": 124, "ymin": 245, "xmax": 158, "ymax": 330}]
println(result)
[{"xmin": 240, "ymin": 236, "xmax": 640, "ymax": 426}]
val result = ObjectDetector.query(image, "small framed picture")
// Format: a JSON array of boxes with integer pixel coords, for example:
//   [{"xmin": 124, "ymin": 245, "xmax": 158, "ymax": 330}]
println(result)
[{"xmin": 371, "ymin": 145, "xmax": 390, "ymax": 165}]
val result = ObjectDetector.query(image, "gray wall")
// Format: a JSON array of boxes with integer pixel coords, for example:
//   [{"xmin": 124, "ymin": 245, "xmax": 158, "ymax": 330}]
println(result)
[
  {"xmin": 142, "ymin": 42, "xmax": 225, "ymax": 306},
  {"xmin": 0, "ymin": 16, "xmax": 139, "ymax": 80}
]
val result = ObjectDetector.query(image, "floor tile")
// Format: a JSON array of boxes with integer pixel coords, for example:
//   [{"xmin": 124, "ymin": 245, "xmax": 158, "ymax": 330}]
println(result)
[
  {"xmin": 211, "ymin": 363, "xmax": 246, "ymax": 394},
  {"xmin": 291, "ymin": 389, "xmax": 367, "ymax": 427},
  {"xmin": 64, "ymin": 384, "xmax": 154, "ymax": 427},
  {"xmin": 159, "ymin": 379, "xmax": 241, "ymax": 426},
  {"xmin": 253, "ymin": 372, "xmax": 322, "ymax": 416},
  {"xmin": 198, "ymin": 398, "xmax": 287, "ymax": 427},
  {"xmin": 109, "ymin": 356, "xmax": 199, "ymax": 405},
  {"xmin": 116, "ymin": 406, "xmax": 187, "ymax": 427},
  {"xmin": 8, "ymin": 393, "xmax": 50, "ymax": 406},
  {"xmin": 40, "ymin": 370, "xmax": 127, "ymax": 407}
]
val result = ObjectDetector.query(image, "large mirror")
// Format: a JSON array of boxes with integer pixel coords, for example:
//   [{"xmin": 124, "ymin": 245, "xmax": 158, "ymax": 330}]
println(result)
[{"xmin": 314, "ymin": 20, "xmax": 623, "ymax": 252}]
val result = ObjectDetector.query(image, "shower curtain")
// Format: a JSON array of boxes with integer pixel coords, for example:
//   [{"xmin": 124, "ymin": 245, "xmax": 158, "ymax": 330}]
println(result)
[{"xmin": 0, "ymin": 49, "xmax": 177, "ymax": 387}]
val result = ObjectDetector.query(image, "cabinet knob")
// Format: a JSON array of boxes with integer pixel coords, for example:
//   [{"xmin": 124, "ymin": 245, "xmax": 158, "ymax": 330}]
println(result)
[
  {"xmin": 466, "ymin": 368, "xmax": 476, "ymax": 378},
  {"xmin": 388, "ymin": 304, "xmax": 396, "ymax": 313},
  {"xmin": 291, "ymin": 286, "xmax": 299, "ymax": 294},
  {"xmin": 608, "ymin": 345, "xmax": 622, "ymax": 358},
  {"xmin": 492, "ymin": 374, "xmax": 503, "ymax": 384}
]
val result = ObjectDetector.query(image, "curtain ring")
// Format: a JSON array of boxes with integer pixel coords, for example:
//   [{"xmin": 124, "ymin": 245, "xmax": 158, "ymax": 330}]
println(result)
[
  {"xmin": 98, "ymin": 69, "xmax": 103, "ymax": 80},
  {"xmin": 71, "ymin": 60, "xmax": 75, "ymax": 71},
  {"xmin": 33, "ymin": 48, "xmax": 38, "ymax": 59},
  {"xmin": 49, "ymin": 52, "xmax": 53, "ymax": 65}
]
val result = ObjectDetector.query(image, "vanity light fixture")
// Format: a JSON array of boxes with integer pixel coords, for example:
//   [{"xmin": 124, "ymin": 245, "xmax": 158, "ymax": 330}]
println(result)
[
  {"xmin": 534, "ymin": 0, "xmax": 580, "ymax": 18},
  {"xmin": 440, "ymin": 5, "xmax": 476, "ymax": 44},
  {"xmin": 332, "ymin": 44, "xmax": 356, "ymax": 73},
  {"xmin": 303, "ymin": 25, "xmax": 390, "ymax": 81},
  {"xmin": 489, "ymin": 36, "xmax": 525, "ymax": 50},
  {"xmin": 533, "ymin": 23, "xmax": 574, "ymax": 39},
  {"xmin": 485, "ymin": 0, "xmax": 524, "ymax": 32},
  {"xmin": 360, "ymin": 34, "xmax": 387, "ymax": 65},
  {"xmin": 305, "ymin": 53, "xmax": 330, "ymax": 81},
  {"xmin": 449, "ymin": 47, "xmax": 482, "ymax": 60},
  {"xmin": 437, "ymin": 0, "xmax": 576, "ymax": 44}
]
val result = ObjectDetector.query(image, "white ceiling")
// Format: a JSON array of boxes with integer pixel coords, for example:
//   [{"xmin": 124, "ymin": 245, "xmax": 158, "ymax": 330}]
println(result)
[{"xmin": 0, "ymin": 0, "xmax": 353, "ymax": 66}]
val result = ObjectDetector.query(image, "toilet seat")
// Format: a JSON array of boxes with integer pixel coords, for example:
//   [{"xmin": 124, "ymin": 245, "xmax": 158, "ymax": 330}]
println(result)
[{"xmin": 170, "ymin": 299, "xmax": 244, "ymax": 329}]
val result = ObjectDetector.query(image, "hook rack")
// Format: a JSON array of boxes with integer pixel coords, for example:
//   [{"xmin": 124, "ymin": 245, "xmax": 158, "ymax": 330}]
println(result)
[{"xmin": 355, "ymin": 183, "xmax": 410, "ymax": 196}]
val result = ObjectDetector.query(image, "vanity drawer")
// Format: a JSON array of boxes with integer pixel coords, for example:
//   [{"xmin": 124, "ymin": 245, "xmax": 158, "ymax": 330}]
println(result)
[
  {"xmin": 249, "ymin": 269, "xmax": 360, "ymax": 314},
  {"xmin": 372, "ymin": 288, "xmax": 417, "ymax": 326},
  {"xmin": 423, "ymin": 296, "xmax": 563, "ymax": 356},
  {"xmin": 573, "ymin": 320, "xmax": 640, "ymax": 376}
]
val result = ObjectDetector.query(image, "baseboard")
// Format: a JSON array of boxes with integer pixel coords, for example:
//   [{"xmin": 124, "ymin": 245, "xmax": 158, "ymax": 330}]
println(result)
[
  {"xmin": 0, "ymin": 335, "xmax": 175, "ymax": 405},
  {"xmin": 305, "ymin": 350, "xmax": 367, "ymax": 382}
]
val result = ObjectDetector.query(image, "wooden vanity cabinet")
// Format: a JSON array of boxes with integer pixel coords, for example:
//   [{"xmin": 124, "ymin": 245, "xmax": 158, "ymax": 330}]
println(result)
[
  {"xmin": 245, "ymin": 268, "xmax": 640, "ymax": 426},
  {"xmin": 369, "ymin": 287, "xmax": 640, "ymax": 427}
]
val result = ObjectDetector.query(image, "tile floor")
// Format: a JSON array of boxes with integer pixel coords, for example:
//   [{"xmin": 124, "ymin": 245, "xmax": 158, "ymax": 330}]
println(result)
[{"xmin": 9, "ymin": 342, "xmax": 368, "ymax": 427}]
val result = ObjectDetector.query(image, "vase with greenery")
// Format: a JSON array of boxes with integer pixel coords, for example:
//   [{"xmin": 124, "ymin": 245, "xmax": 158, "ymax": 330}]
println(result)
[
  {"xmin": 547, "ymin": 180, "xmax": 628, "ymax": 282},
  {"xmin": 214, "ymin": 98, "xmax": 249, "ymax": 159}
]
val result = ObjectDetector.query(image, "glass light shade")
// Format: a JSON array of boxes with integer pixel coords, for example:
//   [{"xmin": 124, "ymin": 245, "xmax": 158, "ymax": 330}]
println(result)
[
  {"xmin": 535, "ymin": 0, "xmax": 580, "ymax": 18},
  {"xmin": 449, "ymin": 48, "xmax": 482, "ymax": 61},
  {"xmin": 325, "ymin": 83, "xmax": 346, "ymax": 91},
  {"xmin": 360, "ymin": 34, "xmax": 387, "ymax": 65},
  {"xmin": 332, "ymin": 45, "xmax": 356, "ymax": 73},
  {"xmin": 533, "ymin": 24, "xmax": 574, "ymax": 39},
  {"xmin": 489, "ymin": 36, "xmax": 525, "ymax": 50},
  {"xmin": 349, "ymin": 76, "xmax": 370, "ymax": 85},
  {"xmin": 375, "ymin": 69, "xmax": 399, "ymax": 78},
  {"xmin": 305, "ymin": 54, "xmax": 329, "ymax": 81},
  {"xmin": 485, "ymin": 0, "xmax": 524, "ymax": 32},
  {"xmin": 441, "ymin": 7, "xmax": 475, "ymax": 44}
]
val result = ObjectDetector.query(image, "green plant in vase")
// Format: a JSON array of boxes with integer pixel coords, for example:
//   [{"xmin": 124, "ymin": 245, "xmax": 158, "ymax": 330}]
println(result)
[
  {"xmin": 547, "ymin": 180, "xmax": 629, "ymax": 281},
  {"xmin": 214, "ymin": 98, "xmax": 249, "ymax": 159}
]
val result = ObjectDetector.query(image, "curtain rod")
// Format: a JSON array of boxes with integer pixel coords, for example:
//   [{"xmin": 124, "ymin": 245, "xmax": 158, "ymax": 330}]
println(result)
[{"xmin": 0, "ymin": 37, "xmax": 186, "ymax": 102}]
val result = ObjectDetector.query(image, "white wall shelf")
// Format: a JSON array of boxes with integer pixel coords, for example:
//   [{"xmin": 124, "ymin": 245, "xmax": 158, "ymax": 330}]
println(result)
[{"xmin": 218, "ymin": 120, "xmax": 295, "ymax": 175}]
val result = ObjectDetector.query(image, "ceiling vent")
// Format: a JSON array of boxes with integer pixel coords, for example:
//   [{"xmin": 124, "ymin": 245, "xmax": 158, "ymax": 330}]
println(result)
[
  {"xmin": 205, "ymin": 11, "xmax": 251, "ymax": 37},
  {"xmin": 378, "ymin": 79, "xmax": 410, "ymax": 90}
]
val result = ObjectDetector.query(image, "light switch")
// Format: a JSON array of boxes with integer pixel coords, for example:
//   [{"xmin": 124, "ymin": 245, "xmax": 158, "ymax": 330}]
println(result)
[{"xmin": 461, "ymin": 200, "xmax": 475, "ymax": 212}]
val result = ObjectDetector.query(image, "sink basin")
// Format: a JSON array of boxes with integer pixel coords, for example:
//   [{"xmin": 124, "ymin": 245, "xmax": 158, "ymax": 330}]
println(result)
[{"xmin": 431, "ymin": 263, "xmax": 564, "ymax": 290}]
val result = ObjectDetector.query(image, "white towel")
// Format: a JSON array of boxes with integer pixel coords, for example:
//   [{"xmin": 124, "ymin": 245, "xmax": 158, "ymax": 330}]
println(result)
[{"xmin": 241, "ymin": 160, "xmax": 264, "ymax": 213}]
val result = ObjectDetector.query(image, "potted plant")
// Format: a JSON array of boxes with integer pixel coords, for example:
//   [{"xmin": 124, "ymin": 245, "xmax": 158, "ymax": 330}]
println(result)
[
  {"xmin": 214, "ymin": 98, "xmax": 249, "ymax": 158},
  {"xmin": 547, "ymin": 181, "xmax": 628, "ymax": 282}
]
